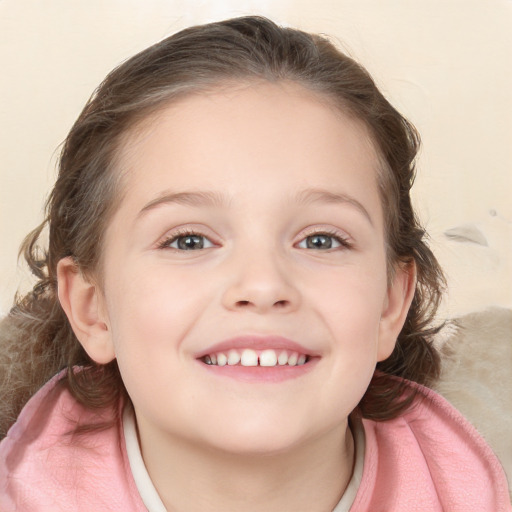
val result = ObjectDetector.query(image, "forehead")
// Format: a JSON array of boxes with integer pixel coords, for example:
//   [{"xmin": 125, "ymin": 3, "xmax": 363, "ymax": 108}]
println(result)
[{"xmin": 114, "ymin": 81, "xmax": 383, "ymax": 219}]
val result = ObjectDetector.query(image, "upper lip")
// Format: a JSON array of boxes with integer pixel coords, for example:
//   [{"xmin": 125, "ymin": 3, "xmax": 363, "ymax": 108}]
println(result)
[{"xmin": 195, "ymin": 335, "xmax": 318, "ymax": 359}]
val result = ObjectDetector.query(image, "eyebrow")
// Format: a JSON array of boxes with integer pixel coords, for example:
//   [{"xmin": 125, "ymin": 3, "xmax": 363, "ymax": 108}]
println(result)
[
  {"xmin": 138, "ymin": 188, "xmax": 373, "ymax": 225},
  {"xmin": 138, "ymin": 190, "xmax": 227, "ymax": 216},
  {"xmin": 295, "ymin": 188, "xmax": 374, "ymax": 225}
]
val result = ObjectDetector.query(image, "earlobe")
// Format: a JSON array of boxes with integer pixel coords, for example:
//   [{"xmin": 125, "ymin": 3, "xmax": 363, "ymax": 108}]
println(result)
[
  {"xmin": 377, "ymin": 261, "xmax": 417, "ymax": 362},
  {"xmin": 57, "ymin": 257, "xmax": 116, "ymax": 364}
]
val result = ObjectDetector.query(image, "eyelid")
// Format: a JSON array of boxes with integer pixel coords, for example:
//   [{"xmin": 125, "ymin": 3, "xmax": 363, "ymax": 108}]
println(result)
[
  {"xmin": 155, "ymin": 224, "xmax": 352, "ymax": 251},
  {"xmin": 295, "ymin": 226, "xmax": 353, "ymax": 249},
  {"xmin": 156, "ymin": 226, "xmax": 219, "ymax": 250}
]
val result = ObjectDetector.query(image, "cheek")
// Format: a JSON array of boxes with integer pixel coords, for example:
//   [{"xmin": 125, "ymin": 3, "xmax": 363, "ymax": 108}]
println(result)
[
  {"xmin": 309, "ymin": 261, "xmax": 388, "ymax": 321},
  {"xmin": 307, "ymin": 263, "xmax": 388, "ymax": 367},
  {"xmin": 103, "ymin": 262, "xmax": 211, "ymax": 358},
  {"xmin": 102, "ymin": 267, "xmax": 206, "ymax": 410}
]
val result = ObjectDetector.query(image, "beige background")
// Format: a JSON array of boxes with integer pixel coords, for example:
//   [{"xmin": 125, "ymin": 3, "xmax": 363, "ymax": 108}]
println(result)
[{"xmin": 1, "ymin": 0, "xmax": 511, "ymax": 319}]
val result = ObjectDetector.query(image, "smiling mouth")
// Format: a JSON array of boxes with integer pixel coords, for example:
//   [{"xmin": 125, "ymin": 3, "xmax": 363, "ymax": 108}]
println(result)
[{"xmin": 200, "ymin": 348, "xmax": 310, "ymax": 367}]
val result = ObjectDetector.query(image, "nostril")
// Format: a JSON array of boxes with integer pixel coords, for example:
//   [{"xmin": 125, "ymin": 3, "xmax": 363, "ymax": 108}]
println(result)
[{"xmin": 235, "ymin": 299, "xmax": 289, "ymax": 308}]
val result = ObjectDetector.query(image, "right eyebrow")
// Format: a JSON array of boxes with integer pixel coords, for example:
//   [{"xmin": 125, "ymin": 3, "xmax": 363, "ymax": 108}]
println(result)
[{"xmin": 137, "ymin": 190, "xmax": 228, "ymax": 218}]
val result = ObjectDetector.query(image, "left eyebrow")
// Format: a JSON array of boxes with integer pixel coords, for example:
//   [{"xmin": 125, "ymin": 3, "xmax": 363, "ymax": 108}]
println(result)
[{"xmin": 295, "ymin": 188, "xmax": 374, "ymax": 226}]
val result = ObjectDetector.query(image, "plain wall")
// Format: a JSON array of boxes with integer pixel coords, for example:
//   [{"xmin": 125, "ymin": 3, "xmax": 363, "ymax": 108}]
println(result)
[{"xmin": 1, "ymin": 0, "xmax": 511, "ymax": 318}]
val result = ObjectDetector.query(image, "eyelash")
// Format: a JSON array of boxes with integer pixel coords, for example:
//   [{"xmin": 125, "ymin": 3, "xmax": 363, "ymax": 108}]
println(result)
[
  {"xmin": 157, "ymin": 228, "xmax": 216, "ymax": 251},
  {"xmin": 298, "ymin": 229, "xmax": 353, "ymax": 251},
  {"xmin": 157, "ymin": 228, "xmax": 352, "ymax": 251}
]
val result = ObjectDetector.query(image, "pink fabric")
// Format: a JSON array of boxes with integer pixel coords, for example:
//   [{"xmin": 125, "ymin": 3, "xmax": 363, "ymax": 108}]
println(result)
[
  {"xmin": 0, "ymin": 374, "xmax": 510, "ymax": 511},
  {"xmin": 352, "ymin": 385, "xmax": 512, "ymax": 511},
  {"xmin": 0, "ymin": 374, "xmax": 146, "ymax": 511}
]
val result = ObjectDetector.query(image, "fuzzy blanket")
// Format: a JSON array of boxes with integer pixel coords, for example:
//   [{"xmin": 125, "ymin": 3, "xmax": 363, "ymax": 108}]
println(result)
[{"xmin": 434, "ymin": 307, "xmax": 512, "ymax": 487}]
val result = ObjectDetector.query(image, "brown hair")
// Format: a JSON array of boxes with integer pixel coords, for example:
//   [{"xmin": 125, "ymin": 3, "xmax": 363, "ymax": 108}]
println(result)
[{"xmin": 0, "ymin": 16, "xmax": 444, "ymax": 436}]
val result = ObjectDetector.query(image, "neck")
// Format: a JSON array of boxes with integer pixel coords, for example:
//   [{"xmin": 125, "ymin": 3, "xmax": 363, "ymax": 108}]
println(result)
[{"xmin": 138, "ymin": 421, "xmax": 354, "ymax": 512}]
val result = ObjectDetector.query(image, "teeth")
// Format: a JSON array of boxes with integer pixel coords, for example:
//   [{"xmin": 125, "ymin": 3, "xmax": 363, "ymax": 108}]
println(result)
[
  {"xmin": 228, "ymin": 349, "xmax": 241, "ymax": 366},
  {"xmin": 202, "ymin": 349, "xmax": 309, "ymax": 367},
  {"xmin": 240, "ymin": 349, "xmax": 258, "ymax": 366},
  {"xmin": 288, "ymin": 352, "xmax": 298, "ymax": 366},
  {"xmin": 277, "ymin": 350, "xmax": 288, "ymax": 365},
  {"xmin": 259, "ymin": 349, "xmax": 277, "ymax": 367}
]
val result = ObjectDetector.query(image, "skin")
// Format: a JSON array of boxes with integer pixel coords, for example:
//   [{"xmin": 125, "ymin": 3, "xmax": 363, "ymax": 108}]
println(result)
[{"xmin": 58, "ymin": 81, "xmax": 415, "ymax": 511}]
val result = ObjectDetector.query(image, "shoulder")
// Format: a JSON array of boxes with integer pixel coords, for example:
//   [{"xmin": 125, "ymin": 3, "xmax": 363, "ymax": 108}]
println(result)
[
  {"xmin": 351, "ymin": 380, "xmax": 511, "ymax": 512},
  {"xmin": 0, "ymin": 372, "xmax": 145, "ymax": 512}
]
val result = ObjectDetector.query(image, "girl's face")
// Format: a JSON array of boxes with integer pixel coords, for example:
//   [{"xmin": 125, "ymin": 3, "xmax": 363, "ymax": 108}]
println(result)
[{"xmin": 94, "ymin": 81, "xmax": 412, "ymax": 455}]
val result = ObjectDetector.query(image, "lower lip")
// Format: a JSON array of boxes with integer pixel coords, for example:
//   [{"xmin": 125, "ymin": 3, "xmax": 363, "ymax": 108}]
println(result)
[{"xmin": 197, "ymin": 358, "xmax": 318, "ymax": 383}]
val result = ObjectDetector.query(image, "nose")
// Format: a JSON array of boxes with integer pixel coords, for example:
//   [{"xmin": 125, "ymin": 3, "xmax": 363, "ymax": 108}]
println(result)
[{"xmin": 221, "ymin": 250, "xmax": 301, "ymax": 314}]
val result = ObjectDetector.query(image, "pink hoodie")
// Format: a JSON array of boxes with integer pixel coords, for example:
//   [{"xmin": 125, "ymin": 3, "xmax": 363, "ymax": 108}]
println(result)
[{"xmin": 1, "ymin": 373, "xmax": 510, "ymax": 511}]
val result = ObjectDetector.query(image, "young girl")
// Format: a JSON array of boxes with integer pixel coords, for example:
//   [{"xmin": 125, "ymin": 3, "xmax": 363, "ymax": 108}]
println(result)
[{"xmin": 0, "ymin": 16, "xmax": 510, "ymax": 512}]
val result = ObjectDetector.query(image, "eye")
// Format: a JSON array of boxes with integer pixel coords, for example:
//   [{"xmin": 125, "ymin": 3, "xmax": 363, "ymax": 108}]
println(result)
[
  {"xmin": 159, "ymin": 231, "xmax": 215, "ymax": 251},
  {"xmin": 297, "ymin": 232, "xmax": 351, "ymax": 250}
]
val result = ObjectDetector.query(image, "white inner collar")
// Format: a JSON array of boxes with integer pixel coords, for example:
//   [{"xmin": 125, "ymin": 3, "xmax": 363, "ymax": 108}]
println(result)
[{"xmin": 123, "ymin": 405, "xmax": 365, "ymax": 512}]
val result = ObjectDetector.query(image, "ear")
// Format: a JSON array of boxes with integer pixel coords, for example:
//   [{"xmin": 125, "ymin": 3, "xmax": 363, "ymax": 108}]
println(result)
[
  {"xmin": 57, "ymin": 257, "xmax": 115, "ymax": 364},
  {"xmin": 377, "ymin": 261, "xmax": 416, "ymax": 362}
]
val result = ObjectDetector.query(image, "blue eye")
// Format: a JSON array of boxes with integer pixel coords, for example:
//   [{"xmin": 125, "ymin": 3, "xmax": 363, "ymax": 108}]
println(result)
[
  {"xmin": 161, "ymin": 233, "xmax": 215, "ymax": 250},
  {"xmin": 298, "ymin": 233, "xmax": 349, "ymax": 250},
  {"xmin": 160, "ymin": 230, "xmax": 348, "ymax": 251}
]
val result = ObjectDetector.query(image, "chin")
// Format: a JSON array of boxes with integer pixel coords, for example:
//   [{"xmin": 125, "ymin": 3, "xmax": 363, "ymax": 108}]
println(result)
[
  {"xmin": 195, "ymin": 417, "xmax": 310, "ymax": 457},
  {"xmin": 208, "ymin": 436, "xmax": 304, "ymax": 458}
]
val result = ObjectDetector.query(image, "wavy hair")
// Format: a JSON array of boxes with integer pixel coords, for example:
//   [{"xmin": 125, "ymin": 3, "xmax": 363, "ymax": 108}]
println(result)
[{"xmin": 0, "ymin": 16, "xmax": 445, "ymax": 437}]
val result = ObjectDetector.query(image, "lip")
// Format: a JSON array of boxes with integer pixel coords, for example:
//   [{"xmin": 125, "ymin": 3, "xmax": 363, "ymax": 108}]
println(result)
[
  {"xmin": 198, "ymin": 359, "xmax": 319, "ymax": 383},
  {"xmin": 194, "ymin": 335, "xmax": 320, "ymax": 383},
  {"xmin": 195, "ymin": 335, "xmax": 318, "ymax": 360}
]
